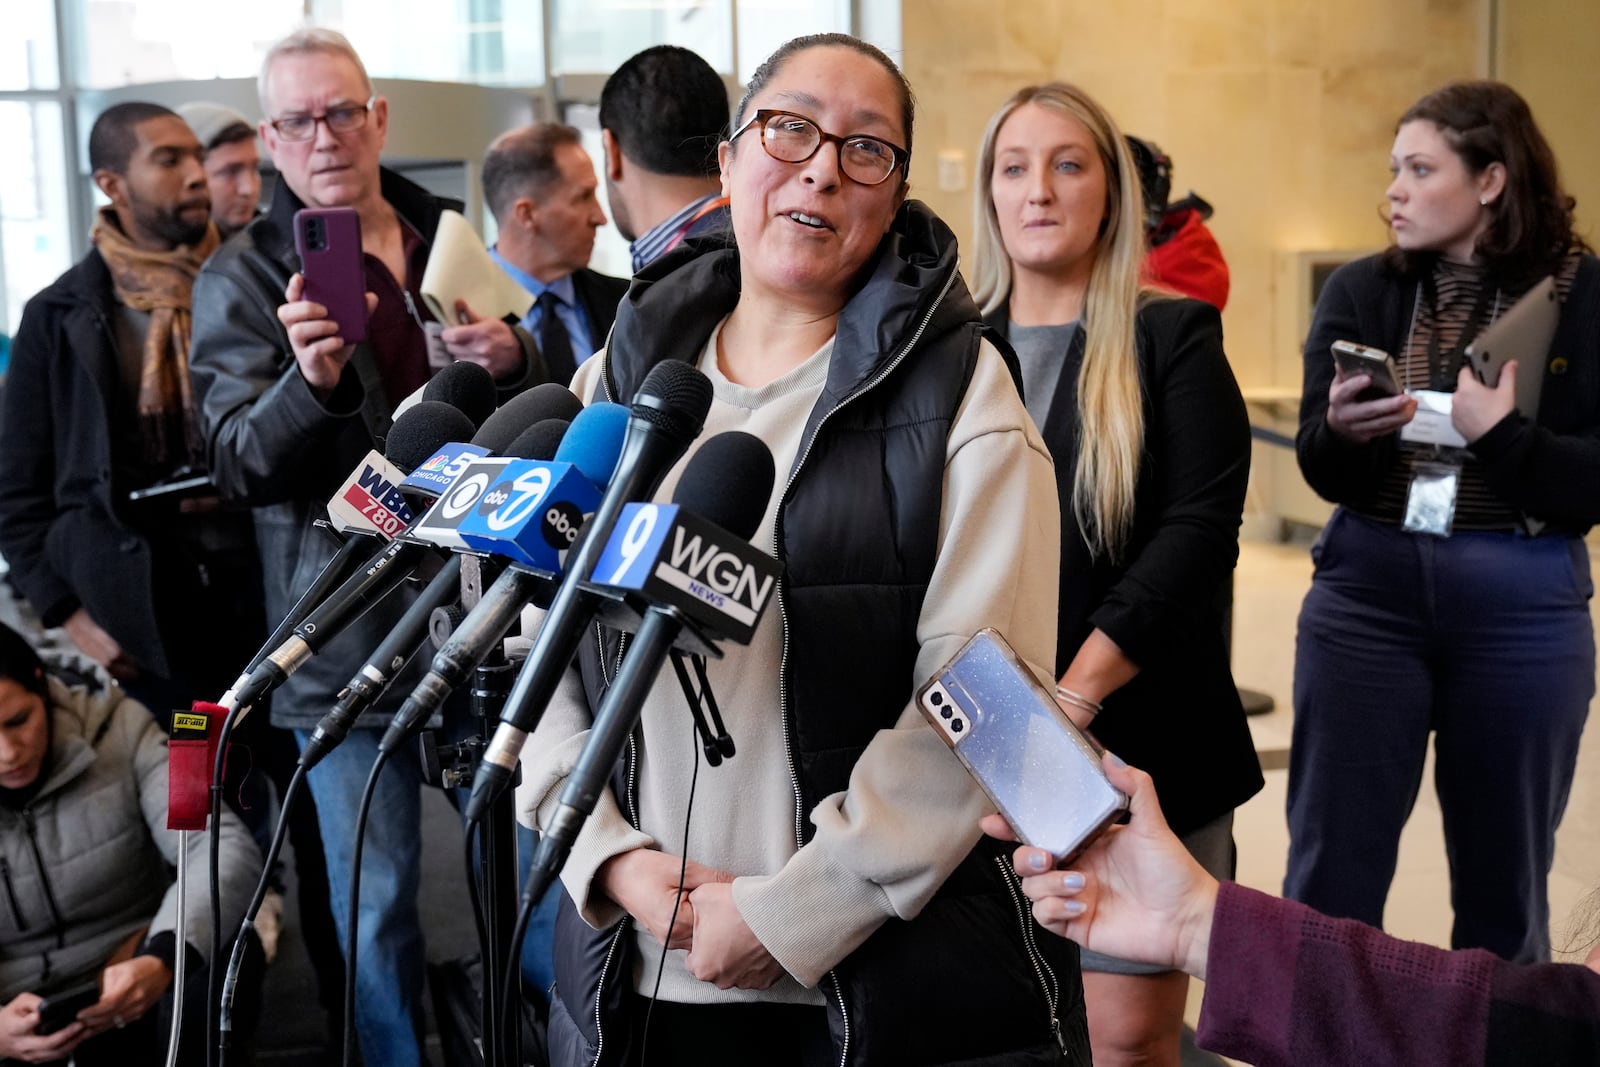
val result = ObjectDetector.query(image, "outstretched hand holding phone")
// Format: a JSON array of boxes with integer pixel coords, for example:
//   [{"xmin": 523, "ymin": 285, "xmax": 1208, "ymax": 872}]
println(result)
[{"xmin": 981, "ymin": 753, "xmax": 1219, "ymax": 980}]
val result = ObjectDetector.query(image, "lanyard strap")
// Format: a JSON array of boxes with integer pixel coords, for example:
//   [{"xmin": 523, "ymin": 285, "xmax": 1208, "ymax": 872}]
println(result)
[{"xmin": 1420, "ymin": 269, "xmax": 1499, "ymax": 390}]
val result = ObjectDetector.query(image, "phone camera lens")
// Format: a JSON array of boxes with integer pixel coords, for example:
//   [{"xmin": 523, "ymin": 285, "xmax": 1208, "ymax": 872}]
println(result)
[
  {"xmin": 930, "ymin": 691, "xmax": 944, "ymax": 707},
  {"xmin": 950, "ymin": 719, "xmax": 964, "ymax": 734},
  {"xmin": 938, "ymin": 705, "xmax": 952, "ymax": 720}
]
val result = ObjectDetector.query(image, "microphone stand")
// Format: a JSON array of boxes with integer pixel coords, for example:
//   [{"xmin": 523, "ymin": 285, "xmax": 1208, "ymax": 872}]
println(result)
[
  {"xmin": 472, "ymin": 650, "xmax": 524, "ymax": 1067},
  {"xmin": 422, "ymin": 556, "xmax": 525, "ymax": 1067}
]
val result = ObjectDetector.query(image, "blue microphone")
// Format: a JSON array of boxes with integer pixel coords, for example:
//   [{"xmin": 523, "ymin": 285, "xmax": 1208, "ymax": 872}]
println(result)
[{"xmin": 381, "ymin": 403, "xmax": 630, "ymax": 752}]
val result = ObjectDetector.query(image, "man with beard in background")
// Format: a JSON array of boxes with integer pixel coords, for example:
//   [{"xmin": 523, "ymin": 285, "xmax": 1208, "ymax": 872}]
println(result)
[{"xmin": 0, "ymin": 101, "xmax": 264, "ymax": 722}]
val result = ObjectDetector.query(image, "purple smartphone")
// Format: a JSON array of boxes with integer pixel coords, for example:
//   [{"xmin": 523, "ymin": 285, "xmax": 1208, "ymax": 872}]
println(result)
[{"xmin": 294, "ymin": 207, "xmax": 368, "ymax": 344}]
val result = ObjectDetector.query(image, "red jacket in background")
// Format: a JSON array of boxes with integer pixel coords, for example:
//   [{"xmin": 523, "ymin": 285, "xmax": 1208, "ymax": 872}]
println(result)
[{"xmin": 1144, "ymin": 208, "xmax": 1230, "ymax": 311}]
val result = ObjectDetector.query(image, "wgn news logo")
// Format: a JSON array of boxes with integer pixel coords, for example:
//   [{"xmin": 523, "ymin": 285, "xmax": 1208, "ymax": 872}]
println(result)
[{"xmin": 593, "ymin": 503, "xmax": 780, "ymax": 643}]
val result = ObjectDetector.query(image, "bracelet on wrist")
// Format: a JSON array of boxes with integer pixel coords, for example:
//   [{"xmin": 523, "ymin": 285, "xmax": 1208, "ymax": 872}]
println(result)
[{"xmin": 1054, "ymin": 684, "xmax": 1103, "ymax": 717}]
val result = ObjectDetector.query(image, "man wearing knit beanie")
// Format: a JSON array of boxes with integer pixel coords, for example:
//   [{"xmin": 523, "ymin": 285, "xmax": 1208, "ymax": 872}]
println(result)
[{"xmin": 178, "ymin": 102, "xmax": 262, "ymax": 239}]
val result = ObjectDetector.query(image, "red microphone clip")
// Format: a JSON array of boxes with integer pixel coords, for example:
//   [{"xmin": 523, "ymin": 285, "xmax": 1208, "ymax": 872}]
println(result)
[{"xmin": 168, "ymin": 701, "xmax": 224, "ymax": 831}]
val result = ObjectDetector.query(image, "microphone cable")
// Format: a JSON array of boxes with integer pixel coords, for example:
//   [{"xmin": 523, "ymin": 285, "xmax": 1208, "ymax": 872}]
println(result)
[
  {"xmin": 215, "ymin": 765, "xmax": 311, "ymax": 1066},
  {"xmin": 462, "ymin": 816, "xmax": 490, "ymax": 992},
  {"xmin": 340, "ymin": 751, "xmax": 391, "ymax": 1067},
  {"xmin": 206, "ymin": 522, "xmax": 377, "ymax": 1066},
  {"xmin": 638, "ymin": 715, "xmax": 703, "ymax": 1066},
  {"xmin": 206, "ymin": 546, "xmax": 353, "ymax": 1067},
  {"xmin": 206, "ymin": 703, "xmax": 247, "ymax": 1067}
]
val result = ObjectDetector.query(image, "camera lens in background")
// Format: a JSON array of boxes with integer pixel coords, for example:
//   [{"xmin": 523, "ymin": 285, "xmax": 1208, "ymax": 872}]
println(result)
[{"xmin": 951, "ymin": 718, "xmax": 964, "ymax": 734}]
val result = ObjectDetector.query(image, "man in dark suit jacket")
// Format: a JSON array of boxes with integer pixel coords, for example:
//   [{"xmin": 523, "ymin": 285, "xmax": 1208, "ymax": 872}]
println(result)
[{"xmin": 444, "ymin": 123, "xmax": 628, "ymax": 385}]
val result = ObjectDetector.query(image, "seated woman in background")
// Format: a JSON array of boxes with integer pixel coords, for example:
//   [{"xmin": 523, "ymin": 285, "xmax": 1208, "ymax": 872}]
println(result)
[
  {"xmin": 1286, "ymin": 80, "xmax": 1598, "ymax": 964},
  {"xmin": 968, "ymin": 82, "xmax": 1263, "ymax": 1067},
  {"xmin": 0, "ymin": 622, "xmax": 261, "ymax": 1066},
  {"xmin": 984, "ymin": 754, "xmax": 1600, "ymax": 1067}
]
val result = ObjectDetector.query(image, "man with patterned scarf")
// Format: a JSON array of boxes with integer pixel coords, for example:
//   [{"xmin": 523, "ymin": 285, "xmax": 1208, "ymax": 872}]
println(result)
[{"xmin": 0, "ymin": 101, "xmax": 265, "ymax": 722}]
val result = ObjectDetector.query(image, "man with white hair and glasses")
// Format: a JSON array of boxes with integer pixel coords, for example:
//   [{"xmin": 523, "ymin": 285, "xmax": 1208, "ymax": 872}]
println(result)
[{"xmin": 189, "ymin": 28, "xmax": 539, "ymax": 1065}]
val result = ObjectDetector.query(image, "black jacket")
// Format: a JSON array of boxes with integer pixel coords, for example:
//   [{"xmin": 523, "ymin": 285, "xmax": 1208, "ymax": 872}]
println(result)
[
  {"xmin": 0, "ymin": 249, "xmax": 259, "ymax": 684},
  {"xmin": 568, "ymin": 268, "xmax": 629, "ymax": 361},
  {"xmin": 1296, "ymin": 253, "xmax": 1600, "ymax": 531},
  {"xmin": 986, "ymin": 297, "xmax": 1264, "ymax": 837},
  {"xmin": 0, "ymin": 251, "xmax": 166, "ymax": 671},
  {"xmin": 189, "ymin": 169, "xmax": 496, "ymax": 728},
  {"xmin": 550, "ymin": 202, "xmax": 1088, "ymax": 1067}
]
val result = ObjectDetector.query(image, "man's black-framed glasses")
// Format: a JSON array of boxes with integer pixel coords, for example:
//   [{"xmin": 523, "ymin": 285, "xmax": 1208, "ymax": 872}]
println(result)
[
  {"xmin": 269, "ymin": 96, "xmax": 376, "ymax": 142},
  {"xmin": 731, "ymin": 109, "xmax": 909, "ymax": 186}
]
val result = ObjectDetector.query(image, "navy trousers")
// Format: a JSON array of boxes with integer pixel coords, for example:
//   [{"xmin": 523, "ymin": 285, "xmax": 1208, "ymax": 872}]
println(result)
[{"xmin": 1285, "ymin": 509, "xmax": 1594, "ymax": 962}]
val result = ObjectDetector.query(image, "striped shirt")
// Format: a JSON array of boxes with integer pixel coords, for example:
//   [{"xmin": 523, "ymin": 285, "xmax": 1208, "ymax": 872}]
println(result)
[
  {"xmin": 1355, "ymin": 254, "xmax": 1579, "ymax": 530},
  {"xmin": 628, "ymin": 193, "xmax": 724, "ymax": 273}
]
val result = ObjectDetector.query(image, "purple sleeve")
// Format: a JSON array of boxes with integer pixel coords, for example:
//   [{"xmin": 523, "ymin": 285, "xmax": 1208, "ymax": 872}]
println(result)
[
  {"xmin": 1197, "ymin": 883, "xmax": 1600, "ymax": 1065},
  {"xmin": 1196, "ymin": 882, "xmax": 1496, "ymax": 1067}
]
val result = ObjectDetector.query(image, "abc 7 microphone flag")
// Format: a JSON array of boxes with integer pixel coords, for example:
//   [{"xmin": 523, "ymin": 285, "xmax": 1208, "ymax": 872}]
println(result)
[{"xmin": 410, "ymin": 454, "xmax": 598, "ymax": 573}]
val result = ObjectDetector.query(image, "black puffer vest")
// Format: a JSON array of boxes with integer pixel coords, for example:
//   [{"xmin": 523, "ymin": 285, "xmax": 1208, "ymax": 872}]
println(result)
[{"xmin": 547, "ymin": 202, "xmax": 1087, "ymax": 1067}]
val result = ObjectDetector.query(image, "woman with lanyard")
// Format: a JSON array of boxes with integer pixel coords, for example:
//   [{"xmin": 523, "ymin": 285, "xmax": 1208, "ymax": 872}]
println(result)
[{"xmin": 1286, "ymin": 80, "xmax": 1599, "ymax": 964}]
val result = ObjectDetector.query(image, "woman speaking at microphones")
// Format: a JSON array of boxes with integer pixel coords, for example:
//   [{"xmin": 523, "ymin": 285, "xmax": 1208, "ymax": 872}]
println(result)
[{"xmin": 518, "ymin": 33, "xmax": 1084, "ymax": 1067}]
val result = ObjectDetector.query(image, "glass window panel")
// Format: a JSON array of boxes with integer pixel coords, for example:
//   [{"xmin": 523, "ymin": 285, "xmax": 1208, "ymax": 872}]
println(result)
[
  {"xmin": 335, "ymin": 0, "xmax": 544, "ymax": 86},
  {"xmin": 0, "ymin": 0, "xmax": 60, "ymax": 91},
  {"xmin": 565, "ymin": 103, "xmax": 633, "ymax": 279},
  {"xmin": 551, "ymin": 0, "xmax": 732, "ymax": 77},
  {"xmin": 735, "ymin": 0, "xmax": 849, "ymax": 84},
  {"xmin": 73, "ymin": 0, "xmax": 303, "ymax": 89},
  {"xmin": 0, "ymin": 101, "xmax": 73, "ymax": 336}
]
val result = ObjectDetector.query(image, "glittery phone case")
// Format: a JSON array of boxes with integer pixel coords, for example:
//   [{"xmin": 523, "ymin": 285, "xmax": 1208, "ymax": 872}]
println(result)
[{"xmin": 918, "ymin": 628, "xmax": 1128, "ymax": 863}]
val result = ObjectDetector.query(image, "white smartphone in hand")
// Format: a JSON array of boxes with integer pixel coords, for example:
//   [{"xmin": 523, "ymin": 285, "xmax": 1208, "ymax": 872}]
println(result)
[{"xmin": 918, "ymin": 629, "xmax": 1128, "ymax": 864}]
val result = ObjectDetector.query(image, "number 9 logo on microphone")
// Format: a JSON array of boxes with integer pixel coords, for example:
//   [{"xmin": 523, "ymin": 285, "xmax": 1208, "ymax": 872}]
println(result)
[{"xmin": 598, "ymin": 503, "xmax": 665, "ymax": 587}]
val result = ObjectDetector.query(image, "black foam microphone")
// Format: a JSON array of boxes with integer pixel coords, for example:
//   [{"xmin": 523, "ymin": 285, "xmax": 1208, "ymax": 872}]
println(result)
[
  {"xmin": 296, "ymin": 414, "xmax": 577, "ymax": 770},
  {"xmin": 528, "ymin": 432, "xmax": 776, "ymax": 883},
  {"xmin": 581, "ymin": 430, "xmax": 779, "ymax": 650},
  {"xmin": 422, "ymin": 360, "xmax": 497, "ymax": 428},
  {"xmin": 388, "ymin": 401, "xmax": 478, "ymax": 469},
  {"xmin": 379, "ymin": 403, "xmax": 633, "ymax": 753},
  {"xmin": 465, "ymin": 361, "xmax": 715, "ymax": 820},
  {"xmin": 221, "ymin": 401, "xmax": 474, "ymax": 710},
  {"xmin": 475, "ymin": 383, "xmax": 583, "ymax": 454}
]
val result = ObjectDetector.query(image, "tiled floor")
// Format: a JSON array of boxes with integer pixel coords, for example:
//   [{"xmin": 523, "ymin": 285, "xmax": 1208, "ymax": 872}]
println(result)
[{"xmin": 1184, "ymin": 535, "xmax": 1600, "ymax": 1060}]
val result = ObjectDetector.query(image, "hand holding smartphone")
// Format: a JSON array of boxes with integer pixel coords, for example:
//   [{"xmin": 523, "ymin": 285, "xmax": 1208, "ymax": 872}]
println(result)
[
  {"xmin": 35, "ymin": 980, "xmax": 99, "ymax": 1035},
  {"xmin": 294, "ymin": 207, "xmax": 368, "ymax": 345},
  {"xmin": 918, "ymin": 629, "xmax": 1128, "ymax": 864},
  {"xmin": 1331, "ymin": 340, "xmax": 1402, "ymax": 401}
]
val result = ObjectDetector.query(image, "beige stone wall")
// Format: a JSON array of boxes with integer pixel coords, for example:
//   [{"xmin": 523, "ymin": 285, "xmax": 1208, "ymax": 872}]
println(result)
[
  {"xmin": 1497, "ymin": 0, "xmax": 1600, "ymax": 248},
  {"xmin": 901, "ymin": 0, "xmax": 1486, "ymax": 389}
]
